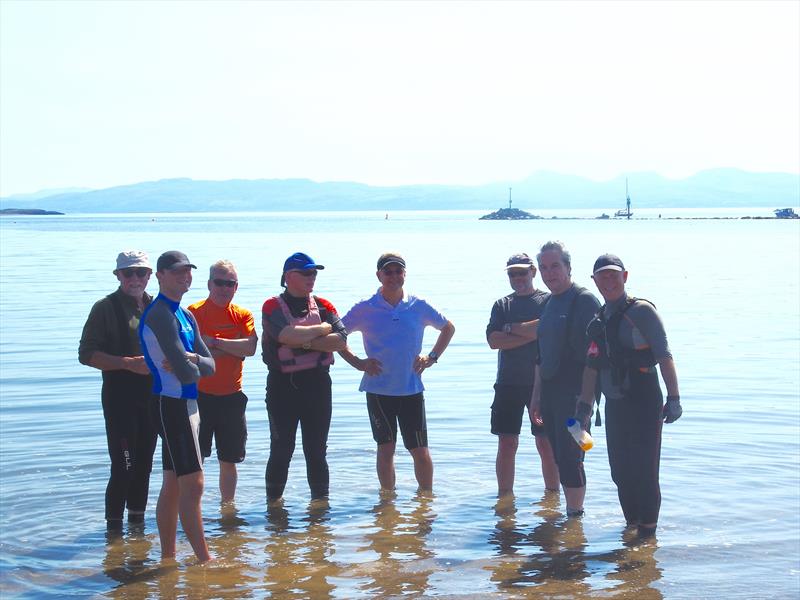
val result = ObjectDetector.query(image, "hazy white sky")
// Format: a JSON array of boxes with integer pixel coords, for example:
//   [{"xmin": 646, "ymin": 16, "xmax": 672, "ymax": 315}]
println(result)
[{"xmin": 1, "ymin": 0, "xmax": 798, "ymax": 196}]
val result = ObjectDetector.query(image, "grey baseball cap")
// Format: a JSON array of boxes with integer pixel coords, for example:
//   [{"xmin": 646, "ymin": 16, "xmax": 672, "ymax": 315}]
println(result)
[{"xmin": 114, "ymin": 250, "xmax": 151, "ymax": 272}]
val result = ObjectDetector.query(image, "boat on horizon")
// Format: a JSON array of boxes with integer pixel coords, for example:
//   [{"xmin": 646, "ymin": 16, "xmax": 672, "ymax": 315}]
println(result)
[{"xmin": 614, "ymin": 179, "xmax": 633, "ymax": 219}]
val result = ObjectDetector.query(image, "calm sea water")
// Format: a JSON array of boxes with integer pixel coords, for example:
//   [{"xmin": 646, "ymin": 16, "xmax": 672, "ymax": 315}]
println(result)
[{"xmin": 1, "ymin": 209, "xmax": 798, "ymax": 599}]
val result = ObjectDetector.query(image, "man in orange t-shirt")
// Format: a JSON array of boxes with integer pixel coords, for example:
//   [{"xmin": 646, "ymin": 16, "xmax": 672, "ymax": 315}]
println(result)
[{"xmin": 188, "ymin": 260, "xmax": 257, "ymax": 503}]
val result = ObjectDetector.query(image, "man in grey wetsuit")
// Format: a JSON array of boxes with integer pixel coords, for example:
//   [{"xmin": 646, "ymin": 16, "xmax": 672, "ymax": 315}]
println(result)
[
  {"xmin": 486, "ymin": 253, "xmax": 558, "ymax": 496},
  {"xmin": 532, "ymin": 241, "xmax": 600, "ymax": 517},
  {"xmin": 140, "ymin": 250, "xmax": 215, "ymax": 563},
  {"xmin": 576, "ymin": 253, "xmax": 681, "ymax": 538}
]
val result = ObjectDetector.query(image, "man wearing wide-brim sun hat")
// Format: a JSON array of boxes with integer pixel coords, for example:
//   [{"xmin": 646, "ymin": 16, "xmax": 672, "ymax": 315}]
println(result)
[
  {"xmin": 261, "ymin": 252, "xmax": 347, "ymax": 504},
  {"xmin": 78, "ymin": 250, "xmax": 158, "ymax": 534}
]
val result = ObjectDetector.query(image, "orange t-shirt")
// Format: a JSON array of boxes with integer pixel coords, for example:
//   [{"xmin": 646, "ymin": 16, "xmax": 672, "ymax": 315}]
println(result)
[{"xmin": 188, "ymin": 299, "xmax": 255, "ymax": 395}]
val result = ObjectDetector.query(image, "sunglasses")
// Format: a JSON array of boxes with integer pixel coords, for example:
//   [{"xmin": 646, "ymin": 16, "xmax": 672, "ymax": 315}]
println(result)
[
  {"xmin": 212, "ymin": 278, "xmax": 237, "ymax": 288},
  {"xmin": 120, "ymin": 267, "xmax": 151, "ymax": 278},
  {"xmin": 290, "ymin": 270, "xmax": 318, "ymax": 278},
  {"xmin": 507, "ymin": 269, "xmax": 531, "ymax": 278},
  {"xmin": 381, "ymin": 267, "xmax": 405, "ymax": 275}
]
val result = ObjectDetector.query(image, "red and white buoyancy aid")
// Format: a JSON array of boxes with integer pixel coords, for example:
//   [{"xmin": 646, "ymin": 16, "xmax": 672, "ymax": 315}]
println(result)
[{"xmin": 276, "ymin": 295, "xmax": 334, "ymax": 373}]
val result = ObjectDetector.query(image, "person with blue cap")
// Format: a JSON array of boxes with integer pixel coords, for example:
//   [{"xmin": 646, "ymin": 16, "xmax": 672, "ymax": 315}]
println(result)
[{"xmin": 260, "ymin": 252, "xmax": 347, "ymax": 505}]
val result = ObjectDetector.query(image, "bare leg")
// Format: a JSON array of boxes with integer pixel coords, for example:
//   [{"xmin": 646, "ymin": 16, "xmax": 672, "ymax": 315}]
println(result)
[
  {"xmin": 176, "ymin": 471, "xmax": 211, "ymax": 563},
  {"xmin": 564, "ymin": 485, "xmax": 586, "ymax": 515},
  {"xmin": 219, "ymin": 461, "xmax": 237, "ymax": 503},
  {"xmin": 496, "ymin": 434, "xmax": 519, "ymax": 496},
  {"xmin": 156, "ymin": 470, "xmax": 179, "ymax": 560},
  {"xmin": 409, "ymin": 446, "xmax": 433, "ymax": 491},
  {"xmin": 535, "ymin": 434, "xmax": 560, "ymax": 491},
  {"xmin": 376, "ymin": 442, "xmax": 396, "ymax": 490}
]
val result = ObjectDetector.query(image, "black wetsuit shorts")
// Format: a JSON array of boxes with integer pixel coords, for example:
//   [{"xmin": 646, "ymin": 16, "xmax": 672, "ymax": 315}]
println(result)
[
  {"xmin": 366, "ymin": 392, "xmax": 428, "ymax": 450},
  {"xmin": 157, "ymin": 395, "xmax": 203, "ymax": 477}
]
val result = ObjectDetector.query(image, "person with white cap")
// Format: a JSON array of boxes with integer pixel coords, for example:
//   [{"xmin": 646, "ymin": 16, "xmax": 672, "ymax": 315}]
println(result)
[
  {"xmin": 139, "ymin": 250, "xmax": 215, "ymax": 563},
  {"xmin": 339, "ymin": 252, "xmax": 455, "ymax": 492},
  {"xmin": 79, "ymin": 250, "xmax": 158, "ymax": 534},
  {"xmin": 575, "ymin": 253, "xmax": 681, "ymax": 538},
  {"xmin": 487, "ymin": 253, "xmax": 559, "ymax": 497}
]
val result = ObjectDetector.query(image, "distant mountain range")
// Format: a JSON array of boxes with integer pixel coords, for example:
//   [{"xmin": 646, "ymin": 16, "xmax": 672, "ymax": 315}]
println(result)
[{"xmin": 1, "ymin": 169, "xmax": 798, "ymax": 213}]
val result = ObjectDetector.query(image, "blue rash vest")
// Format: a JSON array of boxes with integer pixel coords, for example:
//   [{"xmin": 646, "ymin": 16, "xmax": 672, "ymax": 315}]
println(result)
[{"xmin": 139, "ymin": 293, "xmax": 214, "ymax": 399}]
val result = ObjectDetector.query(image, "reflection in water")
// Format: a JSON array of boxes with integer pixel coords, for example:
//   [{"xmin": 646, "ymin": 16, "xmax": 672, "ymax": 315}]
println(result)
[
  {"xmin": 357, "ymin": 491, "xmax": 436, "ymax": 598},
  {"xmin": 487, "ymin": 492, "xmax": 663, "ymax": 597},
  {"xmin": 605, "ymin": 533, "xmax": 663, "ymax": 599},
  {"xmin": 262, "ymin": 498, "xmax": 338, "ymax": 599},
  {"xmin": 196, "ymin": 504, "xmax": 260, "ymax": 597},
  {"xmin": 102, "ymin": 529, "xmax": 156, "ymax": 597}
]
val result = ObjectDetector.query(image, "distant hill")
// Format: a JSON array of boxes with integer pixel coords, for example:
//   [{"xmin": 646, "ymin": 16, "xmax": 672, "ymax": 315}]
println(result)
[
  {"xmin": 2, "ymin": 187, "xmax": 93, "ymax": 201},
  {"xmin": 1, "ymin": 170, "xmax": 797, "ymax": 213}
]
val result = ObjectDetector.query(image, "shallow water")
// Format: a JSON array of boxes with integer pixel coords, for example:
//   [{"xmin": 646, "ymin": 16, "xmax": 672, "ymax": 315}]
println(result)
[{"xmin": 1, "ymin": 209, "xmax": 798, "ymax": 598}]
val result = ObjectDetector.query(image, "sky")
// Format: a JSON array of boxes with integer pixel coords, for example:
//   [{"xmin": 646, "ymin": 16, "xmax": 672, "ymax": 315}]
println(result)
[{"xmin": 1, "ymin": 0, "xmax": 798, "ymax": 196}]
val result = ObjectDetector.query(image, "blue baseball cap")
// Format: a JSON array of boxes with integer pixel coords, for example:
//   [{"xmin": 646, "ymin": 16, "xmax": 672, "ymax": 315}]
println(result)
[{"xmin": 281, "ymin": 252, "xmax": 325, "ymax": 287}]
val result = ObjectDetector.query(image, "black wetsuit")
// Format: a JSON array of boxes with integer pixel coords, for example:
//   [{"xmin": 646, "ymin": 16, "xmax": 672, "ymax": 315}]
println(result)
[
  {"xmin": 537, "ymin": 283, "xmax": 600, "ymax": 489},
  {"xmin": 79, "ymin": 289, "xmax": 157, "ymax": 523},
  {"xmin": 586, "ymin": 293, "xmax": 671, "ymax": 525},
  {"xmin": 261, "ymin": 292, "xmax": 346, "ymax": 501}
]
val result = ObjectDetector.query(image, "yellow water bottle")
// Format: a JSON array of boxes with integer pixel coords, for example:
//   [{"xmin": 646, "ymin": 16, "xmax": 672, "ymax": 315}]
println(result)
[{"xmin": 566, "ymin": 418, "xmax": 594, "ymax": 451}]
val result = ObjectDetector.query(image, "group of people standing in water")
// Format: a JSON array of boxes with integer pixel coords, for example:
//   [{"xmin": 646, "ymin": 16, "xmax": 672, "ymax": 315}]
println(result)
[{"xmin": 79, "ymin": 241, "xmax": 681, "ymax": 563}]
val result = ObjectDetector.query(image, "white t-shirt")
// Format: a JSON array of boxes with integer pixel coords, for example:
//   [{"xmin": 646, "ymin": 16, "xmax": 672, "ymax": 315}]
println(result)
[{"xmin": 341, "ymin": 289, "xmax": 448, "ymax": 396}]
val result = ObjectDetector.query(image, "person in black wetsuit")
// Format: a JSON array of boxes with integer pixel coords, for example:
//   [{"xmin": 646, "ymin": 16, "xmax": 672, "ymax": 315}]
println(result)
[
  {"xmin": 531, "ymin": 241, "xmax": 600, "ymax": 517},
  {"xmin": 261, "ymin": 252, "xmax": 347, "ymax": 504},
  {"xmin": 576, "ymin": 253, "xmax": 682, "ymax": 538},
  {"xmin": 79, "ymin": 250, "xmax": 158, "ymax": 533}
]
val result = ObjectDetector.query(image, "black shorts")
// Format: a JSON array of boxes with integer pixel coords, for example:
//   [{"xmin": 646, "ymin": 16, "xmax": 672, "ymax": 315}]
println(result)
[
  {"xmin": 157, "ymin": 395, "xmax": 203, "ymax": 477},
  {"xmin": 366, "ymin": 392, "xmax": 428, "ymax": 450},
  {"xmin": 491, "ymin": 383, "xmax": 545, "ymax": 436},
  {"xmin": 197, "ymin": 390, "xmax": 248, "ymax": 463}
]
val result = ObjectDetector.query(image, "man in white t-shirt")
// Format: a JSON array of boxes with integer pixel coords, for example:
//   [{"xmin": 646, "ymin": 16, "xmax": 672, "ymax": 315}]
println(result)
[{"xmin": 340, "ymin": 253, "xmax": 455, "ymax": 492}]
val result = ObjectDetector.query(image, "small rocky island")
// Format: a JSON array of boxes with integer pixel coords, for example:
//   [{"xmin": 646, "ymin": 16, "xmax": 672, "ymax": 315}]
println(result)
[
  {"xmin": 480, "ymin": 207, "xmax": 541, "ymax": 220},
  {"xmin": 480, "ymin": 188, "xmax": 541, "ymax": 220},
  {"xmin": 0, "ymin": 208, "xmax": 64, "ymax": 215}
]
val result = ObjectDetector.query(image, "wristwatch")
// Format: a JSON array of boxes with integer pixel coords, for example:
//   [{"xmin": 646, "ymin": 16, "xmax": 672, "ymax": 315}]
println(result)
[
  {"xmin": 302, "ymin": 341, "xmax": 312, "ymax": 350},
  {"xmin": 503, "ymin": 323, "xmax": 512, "ymax": 334},
  {"xmin": 427, "ymin": 351, "xmax": 439, "ymax": 363}
]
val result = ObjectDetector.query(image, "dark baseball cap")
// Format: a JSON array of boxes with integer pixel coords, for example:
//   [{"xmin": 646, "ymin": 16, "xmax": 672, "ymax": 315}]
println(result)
[
  {"xmin": 157, "ymin": 250, "xmax": 197, "ymax": 272},
  {"xmin": 592, "ymin": 253, "xmax": 625, "ymax": 274},
  {"xmin": 377, "ymin": 253, "xmax": 406, "ymax": 270},
  {"xmin": 281, "ymin": 252, "xmax": 324, "ymax": 287},
  {"xmin": 506, "ymin": 253, "xmax": 534, "ymax": 270}
]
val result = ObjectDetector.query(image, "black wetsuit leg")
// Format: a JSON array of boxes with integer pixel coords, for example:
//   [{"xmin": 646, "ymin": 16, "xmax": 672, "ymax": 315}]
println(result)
[
  {"xmin": 605, "ymin": 370, "xmax": 663, "ymax": 525},
  {"xmin": 101, "ymin": 371, "xmax": 157, "ymax": 522},
  {"xmin": 541, "ymin": 360, "xmax": 587, "ymax": 489},
  {"xmin": 265, "ymin": 370, "xmax": 332, "ymax": 501},
  {"xmin": 298, "ymin": 371, "xmax": 332, "ymax": 498}
]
